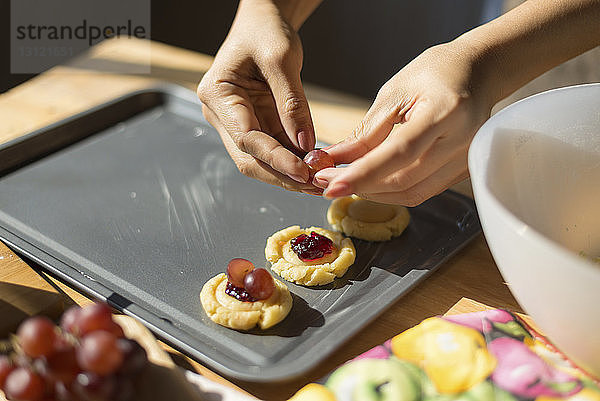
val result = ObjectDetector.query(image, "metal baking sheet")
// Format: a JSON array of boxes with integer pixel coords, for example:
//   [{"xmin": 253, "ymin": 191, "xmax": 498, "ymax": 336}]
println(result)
[{"xmin": 0, "ymin": 85, "xmax": 480, "ymax": 381}]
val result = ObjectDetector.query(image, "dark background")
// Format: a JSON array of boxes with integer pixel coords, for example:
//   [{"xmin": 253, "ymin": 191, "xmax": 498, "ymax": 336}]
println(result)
[{"xmin": 1, "ymin": 0, "xmax": 499, "ymax": 98}]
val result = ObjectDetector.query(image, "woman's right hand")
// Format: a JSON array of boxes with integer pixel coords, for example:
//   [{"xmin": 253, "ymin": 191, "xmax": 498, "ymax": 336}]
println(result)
[{"xmin": 197, "ymin": 0, "xmax": 320, "ymax": 194}]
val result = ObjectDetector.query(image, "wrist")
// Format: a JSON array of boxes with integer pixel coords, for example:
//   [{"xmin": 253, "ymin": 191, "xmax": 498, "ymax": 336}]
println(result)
[
  {"xmin": 444, "ymin": 35, "xmax": 504, "ymax": 115},
  {"xmin": 238, "ymin": 0, "xmax": 321, "ymax": 31}
]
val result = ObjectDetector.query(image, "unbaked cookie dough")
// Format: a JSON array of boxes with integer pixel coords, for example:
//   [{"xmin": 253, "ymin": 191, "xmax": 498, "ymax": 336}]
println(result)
[
  {"xmin": 265, "ymin": 226, "xmax": 356, "ymax": 286},
  {"xmin": 200, "ymin": 273, "xmax": 292, "ymax": 330},
  {"xmin": 327, "ymin": 195, "xmax": 410, "ymax": 242}
]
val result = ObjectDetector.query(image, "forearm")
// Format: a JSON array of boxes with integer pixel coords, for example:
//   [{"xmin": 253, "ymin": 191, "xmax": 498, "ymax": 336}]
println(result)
[
  {"xmin": 238, "ymin": 0, "xmax": 323, "ymax": 31},
  {"xmin": 456, "ymin": 0, "xmax": 600, "ymax": 105}
]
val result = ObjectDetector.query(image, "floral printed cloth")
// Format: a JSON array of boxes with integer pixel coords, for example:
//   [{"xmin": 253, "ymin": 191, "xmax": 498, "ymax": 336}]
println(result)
[{"xmin": 290, "ymin": 309, "xmax": 600, "ymax": 401}]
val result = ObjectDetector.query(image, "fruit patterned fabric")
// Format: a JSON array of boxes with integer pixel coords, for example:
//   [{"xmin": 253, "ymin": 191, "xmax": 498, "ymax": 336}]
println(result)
[{"xmin": 289, "ymin": 309, "xmax": 600, "ymax": 401}]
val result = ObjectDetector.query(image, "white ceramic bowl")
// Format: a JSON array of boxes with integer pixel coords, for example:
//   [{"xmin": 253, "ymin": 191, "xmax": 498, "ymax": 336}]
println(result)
[{"xmin": 469, "ymin": 83, "xmax": 600, "ymax": 376}]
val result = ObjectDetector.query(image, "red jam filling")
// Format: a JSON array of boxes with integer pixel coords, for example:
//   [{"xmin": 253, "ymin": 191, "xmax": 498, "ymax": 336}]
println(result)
[
  {"xmin": 225, "ymin": 281, "xmax": 257, "ymax": 302},
  {"xmin": 290, "ymin": 231, "xmax": 335, "ymax": 261}
]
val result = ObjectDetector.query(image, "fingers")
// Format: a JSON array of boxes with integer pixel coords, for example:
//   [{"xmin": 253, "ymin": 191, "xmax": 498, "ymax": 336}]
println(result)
[
  {"xmin": 251, "ymin": 99, "xmax": 297, "ymax": 152},
  {"xmin": 203, "ymin": 105, "xmax": 315, "ymax": 191},
  {"xmin": 236, "ymin": 129, "xmax": 309, "ymax": 183},
  {"xmin": 324, "ymin": 108, "xmax": 394, "ymax": 165},
  {"xmin": 265, "ymin": 67, "xmax": 316, "ymax": 153},
  {"xmin": 323, "ymin": 105, "xmax": 443, "ymax": 198},
  {"xmin": 198, "ymin": 78, "xmax": 260, "ymax": 135},
  {"xmin": 355, "ymin": 162, "xmax": 469, "ymax": 206},
  {"xmin": 325, "ymin": 88, "xmax": 416, "ymax": 165},
  {"xmin": 199, "ymin": 82, "xmax": 310, "ymax": 183},
  {"xmin": 315, "ymin": 136, "xmax": 467, "ymax": 194},
  {"xmin": 313, "ymin": 99, "xmax": 470, "ymax": 206}
]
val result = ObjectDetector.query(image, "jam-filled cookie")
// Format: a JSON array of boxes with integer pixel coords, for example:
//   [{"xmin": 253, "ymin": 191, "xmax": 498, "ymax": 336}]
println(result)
[
  {"xmin": 200, "ymin": 259, "xmax": 292, "ymax": 330},
  {"xmin": 327, "ymin": 195, "xmax": 410, "ymax": 242},
  {"xmin": 265, "ymin": 226, "xmax": 355, "ymax": 286}
]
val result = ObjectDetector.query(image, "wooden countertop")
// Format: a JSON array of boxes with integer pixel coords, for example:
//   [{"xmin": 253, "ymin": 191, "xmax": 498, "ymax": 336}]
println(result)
[{"xmin": 0, "ymin": 38, "xmax": 521, "ymax": 400}]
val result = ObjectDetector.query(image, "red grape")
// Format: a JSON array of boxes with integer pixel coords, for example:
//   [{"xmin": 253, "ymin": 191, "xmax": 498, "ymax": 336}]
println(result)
[
  {"xmin": 4, "ymin": 367, "xmax": 45, "ymax": 401},
  {"xmin": 0, "ymin": 355, "xmax": 15, "ymax": 390},
  {"xmin": 303, "ymin": 149, "xmax": 335, "ymax": 178},
  {"xmin": 72, "ymin": 372, "xmax": 116, "ymax": 401},
  {"xmin": 104, "ymin": 321, "xmax": 125, "ymax": 338},
  {"xmin": 116, "ymin": 339, "xmax": 147, "ymax": 376},
  {"xmin": 38, "ymin": 345, "xmax": 80, "ymax": 386},
  {"xmin": 54, "ymin": 381, "xmax": 76, "ymax": 401},
  {"xmin": 243, "ymin": 268, "xmax": 275, "ymax": 300},
  {"xmin": 17, "ymin": 316, "xmax": 58, "ymax": 358},
  {"xmin": 59, "ymin": 306, "xmax": 81, "ymax": 334},
  {"xmin": 76, "ymin": 332, "xmax": 123, "ymax": 376},
  {"xmin": 73, "ymin": 303, "xmax": 114, "ymax": 337},
  {"xmin": 227, "ymin": 258, "xmax": 254, "ymax": 287}
]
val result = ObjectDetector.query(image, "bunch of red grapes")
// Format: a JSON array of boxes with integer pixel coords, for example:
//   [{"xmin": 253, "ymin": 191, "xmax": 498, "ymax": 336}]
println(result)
[{"xmin": 0, "ymin": 303, "xmax": 147, "ymax": 401}]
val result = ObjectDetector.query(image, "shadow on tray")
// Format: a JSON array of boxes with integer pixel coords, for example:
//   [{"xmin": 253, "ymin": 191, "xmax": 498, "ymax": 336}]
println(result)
[{"xmin": 249, "ymin": 293, "xmax": 324, "ymax": 337}]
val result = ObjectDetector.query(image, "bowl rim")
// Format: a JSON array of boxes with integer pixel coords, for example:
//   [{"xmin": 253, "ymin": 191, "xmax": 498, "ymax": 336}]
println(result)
[{"xmin": 468, "ymin": 83, "xmax": 600, "ymax": 273}]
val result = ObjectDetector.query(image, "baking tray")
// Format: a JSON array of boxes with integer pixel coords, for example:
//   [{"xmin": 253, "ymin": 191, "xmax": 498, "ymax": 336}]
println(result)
[{"xmin": 0, "ymin": 85, "xmax": 480, "ymax": 381}]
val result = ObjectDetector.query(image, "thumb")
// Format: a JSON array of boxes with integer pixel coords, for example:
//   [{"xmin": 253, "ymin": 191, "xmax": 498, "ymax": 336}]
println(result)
[{"xmin": 266, "ymin": 69, "xmax": 315, "ymax": 153}]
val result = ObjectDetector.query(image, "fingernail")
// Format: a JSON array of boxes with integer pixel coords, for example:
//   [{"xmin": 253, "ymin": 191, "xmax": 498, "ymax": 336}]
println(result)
[
  {"xmin": 324, "ymin": 182, "xmax": 352, "ymax": 199},
  {"xmin": 298, "ymin": 131, "xmax": 312, "ymax": 152},
  {"xmin": 288, "ymin": 173, "xmax": 308, "ymax": 184},
  {"xmin": 312, "ymin": 176, "xmax": 328, "ymax": 189},
  {"xmin": 323, "ymin": 139, "xmax": 347, "ymax": 151}
]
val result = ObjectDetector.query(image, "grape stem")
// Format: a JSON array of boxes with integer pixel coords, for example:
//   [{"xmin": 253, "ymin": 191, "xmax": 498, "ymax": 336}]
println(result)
[{"xmin": 0, "ymin": 336, "xmax": 16, "ymax": 355}]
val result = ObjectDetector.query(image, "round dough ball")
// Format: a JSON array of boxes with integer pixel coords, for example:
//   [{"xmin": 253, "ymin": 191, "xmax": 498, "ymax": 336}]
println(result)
[
  {"xmin": 327, "ymin": 196, "xmax": 410, "ymax": 242},
  {"xmin": 265, "ymin": 226, "xmax": 356, "ymax": 286},
  {"xmin": 200, "ymin": 273, "xmax": 292, "ymax": 330}
]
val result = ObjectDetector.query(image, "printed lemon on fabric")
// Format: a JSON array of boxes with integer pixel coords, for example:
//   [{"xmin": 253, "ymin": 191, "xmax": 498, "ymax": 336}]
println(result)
[
  {"xmin": 288, "ymin": 383, "xmax": 337, "ymax": 401},
  {"xmin": 390, "ymin": 317, "xmax": 496, "ymax": 394}
]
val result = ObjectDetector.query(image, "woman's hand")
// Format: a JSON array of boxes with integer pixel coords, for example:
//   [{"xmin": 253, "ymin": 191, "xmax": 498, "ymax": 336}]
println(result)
[
  {"xmin": 197, "ymin": 0, "xmax": 320, "ymax": 194},
  {"xmin": 314, "ymin": 0, "xmax": 600, "ymax": 206},
  {"xmin": 313, "ymin": 42, "xmax": 496, "ymax": 205}
]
